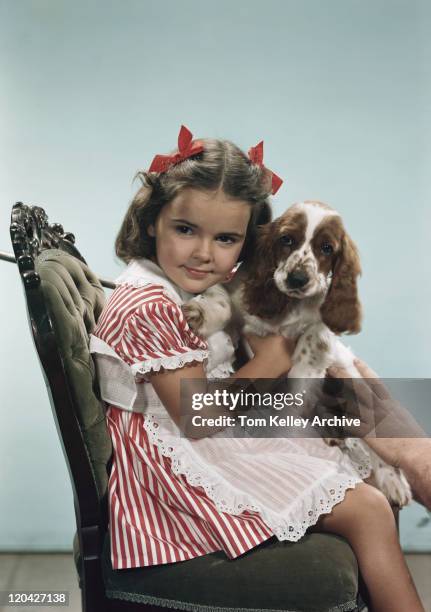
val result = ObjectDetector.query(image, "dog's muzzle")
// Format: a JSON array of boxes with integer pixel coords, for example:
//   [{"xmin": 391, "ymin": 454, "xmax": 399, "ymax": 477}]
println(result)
[{"xmin": 286, "ymin": 269, "xmax": 309, "ymax": 290}]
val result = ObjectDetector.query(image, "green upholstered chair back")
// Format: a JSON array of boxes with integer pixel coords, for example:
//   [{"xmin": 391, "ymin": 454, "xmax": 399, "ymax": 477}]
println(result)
[{"xmin": 35, "ymin": 248, "xmax": 112, "ymax": 505}]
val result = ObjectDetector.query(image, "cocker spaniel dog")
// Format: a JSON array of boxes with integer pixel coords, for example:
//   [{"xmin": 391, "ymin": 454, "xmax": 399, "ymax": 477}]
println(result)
[{"xmin": 183, "ymin": 200, "xmax": 412, "ymax": 506}]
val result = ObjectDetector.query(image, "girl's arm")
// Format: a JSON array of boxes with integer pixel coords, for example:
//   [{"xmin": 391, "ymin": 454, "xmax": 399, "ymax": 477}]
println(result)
[{"xmin": 149, "ymin": 334, "xmax": 296, "ymax": 439}]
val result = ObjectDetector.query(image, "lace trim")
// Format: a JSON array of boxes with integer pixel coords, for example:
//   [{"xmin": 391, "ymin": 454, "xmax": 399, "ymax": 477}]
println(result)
[
  {"xmin": 117, "ymin": 278, "xmax": 161, "ymax": 288},
  {"xmin": 131, "ymin": 350, "xmax": 209, "ymax": 377},
  {"xmin": 206, "ymin": 362, "xmax": 235, "ymax": 379},
  {"xmin": 91, "ymin": 334, "xmax": 210, "ymax": 378},
  {"xmin": 142, "ymin": 415, "xmax": 373, "ymax": 542}
]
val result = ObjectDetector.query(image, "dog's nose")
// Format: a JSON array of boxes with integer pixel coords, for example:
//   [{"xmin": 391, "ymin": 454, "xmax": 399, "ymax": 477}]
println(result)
[{"xmin": 287, "ymin": 270, "xmax": 309, "ymax": 289}]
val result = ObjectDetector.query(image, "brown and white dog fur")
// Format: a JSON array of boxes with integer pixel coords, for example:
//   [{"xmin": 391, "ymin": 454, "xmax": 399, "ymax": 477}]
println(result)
[{"xmin": 183, "ymin": 200, "xmax": 411, "ymax": 507}]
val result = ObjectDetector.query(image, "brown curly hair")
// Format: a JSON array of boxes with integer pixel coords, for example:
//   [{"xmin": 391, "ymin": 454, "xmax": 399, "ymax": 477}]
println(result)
[{"xmin": 115, "ymin": 137, "xmax": 273, "ymax": 265}]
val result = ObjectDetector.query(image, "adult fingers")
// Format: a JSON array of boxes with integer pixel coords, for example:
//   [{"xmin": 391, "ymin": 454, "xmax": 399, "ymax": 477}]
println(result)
[
  {"xmin": 353, "ymin": 358, "xmax": 379, "ymax": 379},
  {"xmin": 326, "ymin": 365, "xmax": 350, "ymax": 379},
  {"xmin": 328, "ymin": 360, "xmax": 391, "ymax": 402},
  {"xmin": 353, "ymin": 358, "xmax": 391, "ymax": 401}
]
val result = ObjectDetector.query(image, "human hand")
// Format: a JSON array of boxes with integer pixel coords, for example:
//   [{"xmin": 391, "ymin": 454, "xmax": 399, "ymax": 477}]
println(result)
[
  {"xmin": 327, "ymin": 358, "xmax": 391, "ymax": 402},
  {"xmin": 245, "ymin": 334, "xmax": 297, "ymax": 372},
  {"xmin": 319, "ymin": 359, "xmax": 377, "ymax": 438},
  {"xmin": 328, "ymin": 359, "xmax": 431, "ymax": 509},
  {"xmin": 326, "ymin": 358, "xmax": 425, "ymax": 439}
]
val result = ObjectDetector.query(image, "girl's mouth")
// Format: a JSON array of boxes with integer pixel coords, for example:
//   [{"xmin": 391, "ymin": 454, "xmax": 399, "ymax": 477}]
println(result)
[{"xmin": 183, "ymin": 266, "xmax": 212, "ymax": 279}]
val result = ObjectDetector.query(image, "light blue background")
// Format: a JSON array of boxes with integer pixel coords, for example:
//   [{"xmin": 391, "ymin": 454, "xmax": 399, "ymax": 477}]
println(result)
[{"xmin": 0, "ymin": 0, "xmax": 430, "ymax": 551}]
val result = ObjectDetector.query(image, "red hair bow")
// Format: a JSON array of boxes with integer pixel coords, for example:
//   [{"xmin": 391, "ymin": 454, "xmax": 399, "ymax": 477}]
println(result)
[
  {"xmin": 148, "ymin": 125, "xmax": 204, "ymax": 173},
  {"xmin": 248, "ymin": 141, "xmax": 283, "ymax": 195}
]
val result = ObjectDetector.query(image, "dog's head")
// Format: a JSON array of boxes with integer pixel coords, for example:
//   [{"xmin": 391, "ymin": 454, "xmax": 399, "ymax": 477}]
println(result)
[{"xmin": 243, "ymin": 201, "xmax": 362, "ymax": 334}]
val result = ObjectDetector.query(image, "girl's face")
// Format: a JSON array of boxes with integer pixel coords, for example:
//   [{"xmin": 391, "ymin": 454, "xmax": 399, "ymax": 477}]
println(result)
[{"xmin": 148, "ymin": 187, "xmax": 251, "ymax": 293}]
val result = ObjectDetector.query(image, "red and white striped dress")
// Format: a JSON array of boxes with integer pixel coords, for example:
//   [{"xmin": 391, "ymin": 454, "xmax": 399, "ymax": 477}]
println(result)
[{"xmin": 90, "ymin": 258, "xmax": 372, "ymax": 570}]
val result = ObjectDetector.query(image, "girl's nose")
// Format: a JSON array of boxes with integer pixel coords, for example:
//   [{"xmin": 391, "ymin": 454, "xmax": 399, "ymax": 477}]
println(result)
[{"xmin": 192, "ymin": 238, "xmax": 213, "ymax": 262}]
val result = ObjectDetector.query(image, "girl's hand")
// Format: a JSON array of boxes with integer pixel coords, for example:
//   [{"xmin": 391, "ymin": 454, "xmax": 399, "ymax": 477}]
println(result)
[{"xmin": 245, "ymin": 333, "xmax": 297, "ymax": 372}]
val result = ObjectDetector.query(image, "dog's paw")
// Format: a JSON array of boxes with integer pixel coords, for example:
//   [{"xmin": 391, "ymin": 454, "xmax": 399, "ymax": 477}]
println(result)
[
  {"xmin": 182, "ymin": 300, "xmax": 206, "ymax": 335},
  {"xmin": 374, "ymin": 465, "xmax": 412, "ymax": 507},
  {"xmin": 182, "ymin": 286, "xmax": 233, "ymax": 338}
]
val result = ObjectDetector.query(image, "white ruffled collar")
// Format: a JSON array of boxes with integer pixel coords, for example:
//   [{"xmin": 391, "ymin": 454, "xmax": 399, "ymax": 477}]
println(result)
[{"xmin": 115, "ymin": 258, "xmax": 195, "ymax": 305}]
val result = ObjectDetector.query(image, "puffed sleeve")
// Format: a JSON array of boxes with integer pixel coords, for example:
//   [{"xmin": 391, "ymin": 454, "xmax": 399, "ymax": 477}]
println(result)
[{"xmin": 118, "ymin": 296, "xmax": 209, "ymax": 379}]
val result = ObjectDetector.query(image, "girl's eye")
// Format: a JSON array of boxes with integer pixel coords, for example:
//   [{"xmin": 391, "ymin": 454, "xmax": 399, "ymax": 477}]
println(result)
[
  {"xmin": 321, "ymin": 243, "xmax": 334, "ymax": 255},
  {"xmin": 217, "ymin": 235, "xmax": 236, "ymax": 244},
  {"xmin": 280, "ymin": 234, "xmax": 295, "ymax": 247},
  {"xmin": 176, "ymin": 225, "xmax": 193, "ymax": 235}
]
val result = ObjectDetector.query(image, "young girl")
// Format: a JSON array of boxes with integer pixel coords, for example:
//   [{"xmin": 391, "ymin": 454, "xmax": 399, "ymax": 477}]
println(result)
[{"xmin": 90, "ymin": 125, "xmax": 424, "ymax": 612}]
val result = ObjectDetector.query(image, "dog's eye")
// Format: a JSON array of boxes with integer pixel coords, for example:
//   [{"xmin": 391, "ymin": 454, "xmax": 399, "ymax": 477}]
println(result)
[
  {"xmin": 321, "ymin": 243, "xmax": 334, "ymax": 255},
  {"xmin": 280, "ymin": 235, "xmax": 295, "ymax": 247}
]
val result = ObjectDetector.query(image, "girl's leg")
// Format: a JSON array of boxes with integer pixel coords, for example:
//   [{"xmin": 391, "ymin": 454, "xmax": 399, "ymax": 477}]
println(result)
[{"xmin": 311, "ymin": 482, "xmax": 424, "ymax": 612}]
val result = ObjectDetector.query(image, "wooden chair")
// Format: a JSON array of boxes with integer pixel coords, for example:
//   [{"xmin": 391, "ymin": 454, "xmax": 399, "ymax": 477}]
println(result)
[{"xmin": 10, "ymin": 201, "xmax": 378, "ymax": 612}]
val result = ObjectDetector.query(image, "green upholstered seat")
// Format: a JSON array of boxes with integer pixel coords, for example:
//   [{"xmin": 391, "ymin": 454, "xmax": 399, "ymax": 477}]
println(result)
[{"xmin": 74, "ymin": 531, "xmax": 365, "ymax": 612}]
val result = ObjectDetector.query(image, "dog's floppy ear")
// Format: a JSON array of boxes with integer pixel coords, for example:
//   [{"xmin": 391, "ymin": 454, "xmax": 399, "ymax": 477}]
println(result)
[
  {"xmin": 320, "ymin": 233, "xmax": 362, "ymax": 335},
  {"xmin": 242, "ymin": 221, "xmax": 288, "ymax": 318},
  {"xmin": 237, "ymin": 201, "xmax": 272, "ymax": 263}
]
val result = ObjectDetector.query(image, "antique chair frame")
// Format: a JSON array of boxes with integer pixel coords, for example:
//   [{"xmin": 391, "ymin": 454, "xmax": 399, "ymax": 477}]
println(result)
[{"xmin": 10, "ymin": 202, "xmax": 112, "ymax": 610}]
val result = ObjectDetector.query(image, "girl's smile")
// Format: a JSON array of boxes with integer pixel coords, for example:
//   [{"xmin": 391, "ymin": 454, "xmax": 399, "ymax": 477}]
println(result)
[
  {"xmin": 183, "ymin": 266, "xmax": 213, "ymax": 279},
  {"xmin": 148, "ymin": 187, "xmax": 251, "ymax": 293}
]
